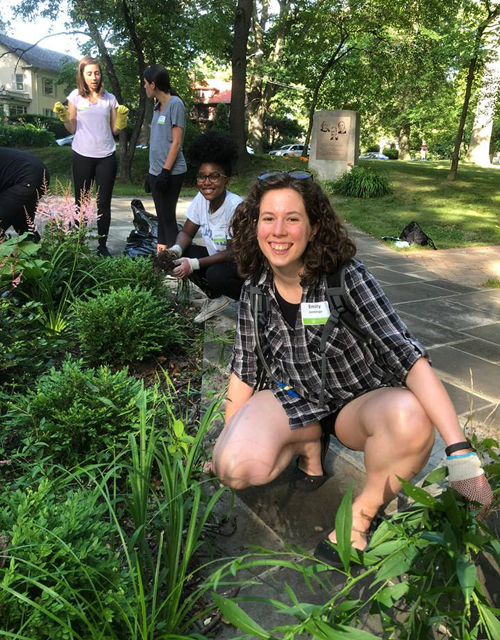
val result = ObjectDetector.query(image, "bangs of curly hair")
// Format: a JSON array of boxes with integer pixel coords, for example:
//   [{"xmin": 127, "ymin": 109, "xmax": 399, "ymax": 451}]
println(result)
[
  {"xmin": 229, "ymin": 173, "xmax": 356, "ymax": 285},
  {"xmin": 187, "ymin": 130, "xmax": 238, "ymax": 177}
]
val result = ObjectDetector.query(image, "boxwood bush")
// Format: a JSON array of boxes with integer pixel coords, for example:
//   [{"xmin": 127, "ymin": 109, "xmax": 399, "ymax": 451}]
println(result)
[
  {"xmin": 382, "ymin": 147, "xmax": 399, "ymax": 159},
  {"xmin": 73, "ymin": 285, "xmax": 185, "ymax": 365},
  {"xmin": 2, "ymin": 356, "xmax": 147, "ymax": 467},
  {"xmin": 88, "ymin": 254, "xmax": 165, "ymax": 297}
]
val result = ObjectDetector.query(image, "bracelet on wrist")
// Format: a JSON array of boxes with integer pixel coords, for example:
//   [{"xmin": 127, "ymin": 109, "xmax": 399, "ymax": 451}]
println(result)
[{"xmin": 445, "ymin": 441, "xmax": 472, "ymax": 456}]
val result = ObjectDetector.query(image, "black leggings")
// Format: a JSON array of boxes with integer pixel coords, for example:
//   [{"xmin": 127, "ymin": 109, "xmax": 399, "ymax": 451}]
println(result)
[
  {"xmin": 149, "ymin": 172, "xmax": 185, "ymax": 246},
  {"xmin": 0, "ymin": 168, "xmax": 49, "ymax": 234},
  {"xmin": 72, "ymin": 151, "xmax": 117, "ymax": 246},
  {"xmin": 183, "ymin": 244, "xmax": 244, "ymax": 300}
]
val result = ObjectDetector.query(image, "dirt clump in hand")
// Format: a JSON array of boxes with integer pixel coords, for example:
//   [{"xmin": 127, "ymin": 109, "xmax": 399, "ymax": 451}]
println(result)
[{"xmin": 153, "ymin": 249, "xmax": 178, "ymax": 275}]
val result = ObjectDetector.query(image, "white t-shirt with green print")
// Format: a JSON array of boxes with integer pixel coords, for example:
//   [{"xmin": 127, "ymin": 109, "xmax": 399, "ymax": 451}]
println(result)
[{"xmin": 186, "ymin": 190, "xmax": 242, "ymax": 256}]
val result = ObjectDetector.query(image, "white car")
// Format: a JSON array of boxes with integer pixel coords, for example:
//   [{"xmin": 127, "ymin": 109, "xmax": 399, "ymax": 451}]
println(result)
[
  {"xmin": 269, "ymin": 143, "xmax": 309, "ymax": 157},
  {"xmin": 359, "ymin": 152, "xmax": 389, "ymax": 160}
]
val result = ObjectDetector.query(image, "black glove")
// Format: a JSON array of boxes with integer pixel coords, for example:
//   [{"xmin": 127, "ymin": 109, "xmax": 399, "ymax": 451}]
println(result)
[
  {"xmin": 144, "ymin": 174, "xmax": 151, "ymax": 193},
  {"xmin": 155, "ymin": 168, "xmax": 171, "ymax": 193}
]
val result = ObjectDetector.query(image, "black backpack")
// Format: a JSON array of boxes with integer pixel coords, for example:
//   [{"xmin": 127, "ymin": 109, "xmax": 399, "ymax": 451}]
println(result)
[
  {"xmin": 382, "ymin": 221, "xmax": 437, "ymax": 249},
  {"xmin": 249, "ymin": 262, "xmax": 395, "ymax": 406},
  {"xmin": 399, "ymin": 221, "xmax": 437, "ymax": 249}
]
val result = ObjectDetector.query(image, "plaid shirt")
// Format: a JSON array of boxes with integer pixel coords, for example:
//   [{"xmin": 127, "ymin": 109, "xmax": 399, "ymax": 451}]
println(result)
[{"xmin": 230, "ymin": 259, "xmax": 428, "ymax": 429}]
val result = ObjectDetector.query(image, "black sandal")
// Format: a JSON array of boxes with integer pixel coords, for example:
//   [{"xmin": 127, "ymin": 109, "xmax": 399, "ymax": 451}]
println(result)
[
  {"xmin": 313, "ymin": 513, "xmax": 383, "ymax": 568},
  {"xmin": 294, "ymin": 433, "xmax": 330, "ymax": 492}
]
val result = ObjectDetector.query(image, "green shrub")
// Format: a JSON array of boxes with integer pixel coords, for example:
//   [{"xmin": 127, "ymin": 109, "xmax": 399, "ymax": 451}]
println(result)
[
  {"xmin": 5, "ymin": 114, "xmax": 68, "ymax": 138},
  {"xmin": 73, "ymin": 285, "xmax": 185, "ymax": 365},
  {"xmin": 0, "ymin": 298, "xmax": 74, "ymax": 388},
  {"xmin": 365, "ymin": 144, "xmax": 380, "ymax": 152},
  {"xmin": 2, "ymin": 357, "xmax": 146, "ymax": 466},
  {"xmin": 0, "ymin": 479, "xmax": 130, "ymax": 638},
  {"xmin": 382, "ymin": 147, "xmax": 399, "ymax": 159},
  {"xmin": 0, "ymin": 123, "xmax": 55, "ymax": 147},
  {"xmin": 329, "ymin": 166, "xmax": 392, "ymax": 198},
  {"xmin": 88, "ymin": 253, "xmax": 165, "ymax": 297}
]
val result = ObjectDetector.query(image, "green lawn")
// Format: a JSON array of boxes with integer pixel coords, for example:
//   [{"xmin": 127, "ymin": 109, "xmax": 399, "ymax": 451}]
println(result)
[
  {"xmin": 24, "ymin": 147, "xmax": 500, "ymax": 249},
  {"xmin": 333, "ymin": 160, "xmax": 500, "ymax": 249}
]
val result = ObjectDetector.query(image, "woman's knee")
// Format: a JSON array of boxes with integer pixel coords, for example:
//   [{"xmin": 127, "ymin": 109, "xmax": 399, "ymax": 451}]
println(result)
[
  {"xmin": 383, "ymin": 392, "xmax": 434, "ymax": 451},
  {"xmin": 212, "ymin": 443, "xmax": 272, "ymax": 489}
]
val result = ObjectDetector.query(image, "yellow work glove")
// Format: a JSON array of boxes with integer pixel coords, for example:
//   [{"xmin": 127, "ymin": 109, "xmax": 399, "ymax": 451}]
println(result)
[
  {"xmin": 115, "ymin": 105, "xmax": 129, "ymax": 130},
  {"xmin": 53, "ymin": 101, "xmax": 69, "ymax": 123}
]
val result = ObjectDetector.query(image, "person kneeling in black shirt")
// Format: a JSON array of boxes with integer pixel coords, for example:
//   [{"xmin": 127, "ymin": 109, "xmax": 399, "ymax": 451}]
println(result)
[{"xmin": 0, "ymin": 147, "xmax": 49, "ymax": 237}]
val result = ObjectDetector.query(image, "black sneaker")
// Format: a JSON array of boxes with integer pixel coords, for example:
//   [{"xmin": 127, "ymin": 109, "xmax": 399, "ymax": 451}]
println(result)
[{"xmin": 97, "ymin": 245, "xmax": 112, "ymax": 258}]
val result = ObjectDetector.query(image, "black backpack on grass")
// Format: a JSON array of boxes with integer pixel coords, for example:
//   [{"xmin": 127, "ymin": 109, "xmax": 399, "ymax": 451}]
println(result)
[{"xmin": 399, "ymin": 221, "xmax": 437, "ymax": 249}]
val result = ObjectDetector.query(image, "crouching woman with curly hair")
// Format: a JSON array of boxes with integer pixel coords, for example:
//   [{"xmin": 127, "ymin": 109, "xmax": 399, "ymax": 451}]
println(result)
[{"xmin": 210, "ymin": 170, "xmax": 493, "ymax": 567}]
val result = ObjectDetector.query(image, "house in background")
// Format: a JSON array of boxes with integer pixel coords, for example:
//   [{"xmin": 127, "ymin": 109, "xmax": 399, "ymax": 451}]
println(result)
[
  {"xmin": 191, "ymin": 78, "xmax": 232, "ymax": 123},
  {"xmin": 0, "ymin": 33, "xmax": 76, "ymax": 118}
]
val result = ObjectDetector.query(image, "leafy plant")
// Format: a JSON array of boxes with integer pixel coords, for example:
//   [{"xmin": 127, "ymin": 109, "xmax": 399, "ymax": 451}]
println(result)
[
  {"xmin": 382, "ymin": 147, "xmax": 399, "ymax": 159},
  {"xmin": 207, "ymin": 436, "xmax": 500, "ymax": 639},
  {"xmin": 2, "ymin": 356, "xmax": 147, "ymax": 467},
  {"xmin": 327, "ymin": 166, "xmax": 392, "ymax": 198},
  {"xmin": 0, "ymin": 298, "xmax": 74, "ymax": 388},
  {"xmin": 0, "ymin": 122, "xmax": 55, "ymax": 147},
  {"xmin": 0, "ymin": 478, "xmax": 130, "ymax": 639},
  {"xmin": 89, "ymin": 254, "xmax": 166, "ymax": 297},
  {"xmin": 72, "ymin": 285, "xmax": 185, "ymax": 365}
]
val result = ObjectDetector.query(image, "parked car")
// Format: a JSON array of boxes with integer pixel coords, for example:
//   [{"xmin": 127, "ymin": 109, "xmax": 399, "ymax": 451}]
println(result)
[
  {"xmin": 55, "ymin": 134, "xmax": 75, "ymax": 146},
  {"xmin": 269, "ymin": 143, "xmax": 309, "ymax": 157},
  {"xmin": 359, "ymin": 152, "xmax": 389, "ymax": 160}
]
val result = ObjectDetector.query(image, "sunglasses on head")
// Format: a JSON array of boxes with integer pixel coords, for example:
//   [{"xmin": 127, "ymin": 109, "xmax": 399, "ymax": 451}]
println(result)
[{"xmin": 257, "ymin": 170, "xmax": 313, "ymax": 182}]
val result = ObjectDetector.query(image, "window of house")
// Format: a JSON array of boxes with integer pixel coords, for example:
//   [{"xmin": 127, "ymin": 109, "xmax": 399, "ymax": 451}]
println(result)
[
  {"xmin": 11, "ymin": 105, "xmax": 28, "ymax": 115},
  {"xmin": 15, "ymin": 74, "xmax": 24, "ymax": 91},
  {"xmin": 43, "ymin": 108, "xmax": 54, "ymax": 117},
  {"xmin": 43, "ymin": 78, "xmax": 55, "ymax": 96}
]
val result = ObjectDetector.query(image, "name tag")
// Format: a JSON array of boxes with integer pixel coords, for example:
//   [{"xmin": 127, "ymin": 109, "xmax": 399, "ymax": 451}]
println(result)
[
  {"xmin": 301, "ymin": 301, "xmax": 329, "ymax": 325},
  {"xmin": 158, "ymin": 115, "xmax": 166, "ymax": 125},
  {"xmin": 77, "ymin": 104, "xmax": 89, "ymax": 111}
]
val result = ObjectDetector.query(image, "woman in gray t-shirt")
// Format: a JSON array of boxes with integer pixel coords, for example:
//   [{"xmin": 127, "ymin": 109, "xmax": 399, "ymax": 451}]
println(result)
[{"xmin": 144, "ymin": 65, "xmax": 187, "ymax": 250}]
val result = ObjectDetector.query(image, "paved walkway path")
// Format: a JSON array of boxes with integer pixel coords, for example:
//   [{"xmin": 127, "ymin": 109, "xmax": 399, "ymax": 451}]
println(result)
[{"xmin": 402, "ymin": 244, "xmax": 500, "ymax": 286}]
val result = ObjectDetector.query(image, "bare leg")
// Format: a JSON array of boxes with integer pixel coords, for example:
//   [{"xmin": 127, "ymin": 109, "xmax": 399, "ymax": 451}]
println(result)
[
  {"xmin": 212, "ymin": 390, "xmax": 322, "ymax": 490},
  {"xmin": 331, "ymin": 387, "xmax": 435, "ymax": 549}
]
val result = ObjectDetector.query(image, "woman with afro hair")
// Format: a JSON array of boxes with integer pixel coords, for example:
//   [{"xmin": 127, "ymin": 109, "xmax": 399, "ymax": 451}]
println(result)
[
  {"xmin": 166, "ymin": 130, "xmax": 244, "ymax": 323},
  {"xmin": 209, "ymin": 171, "xmax": 493, "ymax": 568}
]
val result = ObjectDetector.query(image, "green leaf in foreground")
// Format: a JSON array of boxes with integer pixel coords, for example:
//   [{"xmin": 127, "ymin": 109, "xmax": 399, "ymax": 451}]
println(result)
[
  {"xmin": 456, "ymin": 555, "xmax": 476, "ymax": 605},
  {"xmin": 212, "ymin": 593, "xmax": 272, "ymax": 639},
  {"xmin": 335, "ymin": 486, "xmax": 354, "ymax": 572}
]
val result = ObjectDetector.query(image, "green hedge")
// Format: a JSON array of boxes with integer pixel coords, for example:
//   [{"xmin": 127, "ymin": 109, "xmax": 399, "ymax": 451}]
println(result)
[
  {"xmin": 0, "ymin": 123, "xmax": 56, "ymax": 147},
  {"xmin": 382, "ymin": 147, "xmax": 399, "ymax": 159},
  {"xmin": 5, "ymin": 114, "xmax": 67, "ymax": 138}
]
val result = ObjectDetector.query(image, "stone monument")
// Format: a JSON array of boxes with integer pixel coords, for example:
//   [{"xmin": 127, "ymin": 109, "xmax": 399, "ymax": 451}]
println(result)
[{"xmin": 309, "ymin": 109, "xmax": 360, "ymax": 180}]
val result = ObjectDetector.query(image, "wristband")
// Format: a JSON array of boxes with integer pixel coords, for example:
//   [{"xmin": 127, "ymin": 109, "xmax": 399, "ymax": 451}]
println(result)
[
  {"xmin": 445, "ymin": 441, "xmax": 471, "ymax": 456},
  {"xmin": 188, "ymin": 258, "xmax": 200, "ymax": 271},
  {"xmin": 170, "ymin": 244, "xmax": 183, "ymax": 257}
]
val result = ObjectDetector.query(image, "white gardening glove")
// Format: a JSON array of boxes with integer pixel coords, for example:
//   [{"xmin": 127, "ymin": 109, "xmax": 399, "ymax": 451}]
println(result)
[
  {"xmin": 447, "ymin": 453, "xmax": 493, "ymax": 513},
  {"xmin": 168, "ymin": 244, "xmax": 183, "ymax": 258},
  {"xmin": 173, "ymin": 257, "xmax": 199, "ymax": 279}
]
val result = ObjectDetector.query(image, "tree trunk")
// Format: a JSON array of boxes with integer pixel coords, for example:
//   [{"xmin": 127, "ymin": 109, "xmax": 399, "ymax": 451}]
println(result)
[
  {"xmin": 230, "ymin": 0, "xmax": 254, "ymax": 174},
  {"xmin": 247, "ymin": 0, "xmax": 290, "ymax": 153},
  {"xmin": 447, "ymin": 5, "xmax": 500, "ymax": 180},
  {"xmin": 447, "ymin": 54, "xmax": 480, "ymax": 181},
  {"xmin": 465, "ymin": 18, "xmax": 500, "ymax": 166},
  {"xmin": 398, "ymin": 124, "xmax": 411, "ymax": 161},
  {"xmin": 302, "ymin": 42, "xmax": 351, "ymax": 153}
]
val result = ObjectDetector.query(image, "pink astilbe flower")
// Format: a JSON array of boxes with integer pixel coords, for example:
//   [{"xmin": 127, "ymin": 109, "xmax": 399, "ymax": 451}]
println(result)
[{"xmin": 35, "ymin": 179, "xmax": 100, "ymax": 235}]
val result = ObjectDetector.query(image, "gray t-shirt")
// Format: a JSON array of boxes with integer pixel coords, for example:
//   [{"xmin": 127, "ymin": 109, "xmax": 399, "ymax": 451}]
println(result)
[{"xmin": 148, "ymin": 95, "xmax": 187, "ymax": 176}]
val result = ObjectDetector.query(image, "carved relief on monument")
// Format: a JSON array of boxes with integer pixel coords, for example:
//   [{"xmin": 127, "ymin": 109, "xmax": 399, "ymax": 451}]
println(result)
[{"xmin": 316, "ymin": 116, "xmax": 351, "ymax": 160}]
